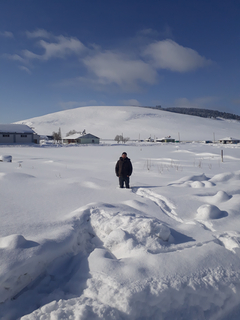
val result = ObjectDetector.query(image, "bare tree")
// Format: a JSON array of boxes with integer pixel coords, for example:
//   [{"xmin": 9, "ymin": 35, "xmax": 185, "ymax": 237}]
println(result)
[
  {"xmin": 122, "ymin": 137, "xmax": 130, "ymax": 143},
  {"xmin": 114, "ymin": 135, "xmax": 123, "ymax": 143},
  {"xmin": 53, "ymin": 128, "xmax": 62, "ymax": 143},
  {"xmin": 114, "ymin": 135, "xmax": 130, "ymax": 143}
]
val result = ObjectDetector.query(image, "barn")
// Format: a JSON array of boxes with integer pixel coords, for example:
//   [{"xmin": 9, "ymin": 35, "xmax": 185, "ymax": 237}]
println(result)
[
  {"xmin": 62, "ymin": 133, "xmax": 100, "ymax": 144},
  {"xmin": 0, "ymin": 124, "xmax": 40, "ymax": 144}
]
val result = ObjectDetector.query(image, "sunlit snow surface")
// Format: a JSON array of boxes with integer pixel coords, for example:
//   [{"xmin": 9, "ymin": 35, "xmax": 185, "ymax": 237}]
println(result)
[{"xmin": 1, "ymin": 107, "xmax": 240, "ymax": 319}]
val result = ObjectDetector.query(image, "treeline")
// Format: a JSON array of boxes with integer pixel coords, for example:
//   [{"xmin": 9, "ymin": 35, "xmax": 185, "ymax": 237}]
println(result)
[{"xmin": 152, "ymin": 106, "xmax": 240, "ymax": 121}]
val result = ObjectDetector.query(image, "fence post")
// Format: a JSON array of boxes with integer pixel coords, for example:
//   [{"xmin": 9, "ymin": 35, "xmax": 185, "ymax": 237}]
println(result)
[{"xmin": 221, "ymin": 150, "xmax": 223, "ymax": 162}]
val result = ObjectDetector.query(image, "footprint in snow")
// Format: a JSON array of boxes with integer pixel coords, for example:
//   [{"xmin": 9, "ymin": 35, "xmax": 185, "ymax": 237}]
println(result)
[{"xmin": 134, "ymin": 188, "xmax": 183, "ymax": 223}]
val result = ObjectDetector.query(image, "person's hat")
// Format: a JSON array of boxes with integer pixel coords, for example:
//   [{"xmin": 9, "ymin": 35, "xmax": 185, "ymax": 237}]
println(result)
[{"xmin": 122, "ymin": 152, "xmax": 127, "ymax": 155}]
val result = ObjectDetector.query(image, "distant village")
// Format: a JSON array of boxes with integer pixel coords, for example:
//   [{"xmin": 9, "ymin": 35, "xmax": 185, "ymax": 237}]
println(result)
[{"xmin": 0, "ymin": 123, "xmax": 240, "ymax": 145}]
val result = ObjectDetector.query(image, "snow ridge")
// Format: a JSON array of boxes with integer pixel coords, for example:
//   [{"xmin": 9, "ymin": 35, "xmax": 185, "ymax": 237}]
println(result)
[{"xmin": 2, "ymin": 199, "xmax": 240, "ymax": 320}]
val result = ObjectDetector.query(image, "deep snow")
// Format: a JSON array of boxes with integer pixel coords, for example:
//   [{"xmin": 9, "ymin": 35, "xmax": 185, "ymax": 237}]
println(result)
[{"xmin": 1, "ymin": 106, "xmax": 240, "ymax": 319}]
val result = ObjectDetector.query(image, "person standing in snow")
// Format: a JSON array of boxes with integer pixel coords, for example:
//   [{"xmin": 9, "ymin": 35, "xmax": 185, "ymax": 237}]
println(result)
[{"xmin": 115, "ymin": 152, "xmax": 133, "ymax": 188}]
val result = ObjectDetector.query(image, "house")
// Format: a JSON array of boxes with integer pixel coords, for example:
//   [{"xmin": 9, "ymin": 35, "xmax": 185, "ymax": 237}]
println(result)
[
  {"xmin": 0, "ymin": 124, "xmax": 40, "ymax": 144},
  {"xmin": 155, "ymin": 136, "xmax": 175, "ymax": 143},
  {"xmin": 145, "ymin": 137, "xmax": 154, "ymax": 142},
  {"xmin": 62, "ymin": 133, "xmax": 100, "ymax": 144},
  {"xmin": 218, "ymin": 137, "xmax": 240, "ymax": 144}
]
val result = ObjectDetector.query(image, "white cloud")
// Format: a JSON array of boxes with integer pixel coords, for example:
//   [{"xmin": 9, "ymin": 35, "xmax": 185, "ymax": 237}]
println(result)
[
  {"xmin": 2, "ymin": 29, "xmax": 214, "ymax": 93},
  {"xmin": 3, "ymin": 31, "xmax": 86, "ymax": 66},
  {"xmin": 0, "ymin": 31, "xmax": 14, "ymax": 38},
  {"xmin": 83, "ymin": 51, "xmax": 157, "ymax": 90},
  {"xmin": 2, "ymin": 53, "xmax": 25, "ymax": 62},
  {"xmin": 26, "ymin": 29, "xmax": 52, "ymax": 39},
  {"xmin": 144, "ymin": 39, "xmax": 212, "ymax": 72},
  {"xmin": 23, "ymin": 35, "xmax": 86, "ymax": 61},
  {"xmin": 121, "ymin": 99, "xmax": 140, "ymax": 106},
  {"xmin": 19, "ymin": 66, "xmax": 31, "ymax": 74}
]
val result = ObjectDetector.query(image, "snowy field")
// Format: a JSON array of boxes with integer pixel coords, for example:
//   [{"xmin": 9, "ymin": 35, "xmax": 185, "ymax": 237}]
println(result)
[{"xmin": 1, "ymin": 141, "xmax": 240, "ymax": 320}]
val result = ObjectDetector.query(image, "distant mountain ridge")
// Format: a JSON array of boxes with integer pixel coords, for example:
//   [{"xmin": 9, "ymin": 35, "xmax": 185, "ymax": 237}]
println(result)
[{"xmin": 145, "ymin": 106, "xmax": 240, "ymax": 121}]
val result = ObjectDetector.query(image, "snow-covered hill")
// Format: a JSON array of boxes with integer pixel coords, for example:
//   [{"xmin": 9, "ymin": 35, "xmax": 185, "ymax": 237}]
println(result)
[{"xmin": 16, "ymin": 106, "xmax": 240, "ymax": 141}]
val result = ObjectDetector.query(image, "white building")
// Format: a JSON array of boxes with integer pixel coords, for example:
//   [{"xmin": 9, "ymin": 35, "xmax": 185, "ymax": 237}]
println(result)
[
  {"xmin": 0, "ymin": 124, "xmax": 40, "ymax": 144},
  {"xmin": 155, "ymin": 136, "xmax": 175, "ymax": 143},
  {"xmin": 62, "ymin": 133, "xmax": 100, "ymax": 144},
  {"xmin": 218, "ymin": 137, "xmax": 240, "ymax": 144}
]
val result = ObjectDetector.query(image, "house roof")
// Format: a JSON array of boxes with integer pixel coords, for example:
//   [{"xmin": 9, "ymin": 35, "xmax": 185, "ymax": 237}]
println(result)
[
  {"xmin": 62, "ymin": 133, "xmax": 100, "ymax": 140},
  {"xmin": 0, "ymin": 124, "xmax": 35, "ymax": 134},
  {"xmin": 62, "ymin": 133, "xmax": 82, "ymax": 140},
  {"xmin": 82, "ymin": 133, "xmax": 100, "ymax": 139},
  {"xmin": 219, "ymin": 137, "xmax": 240, "ymax": 141},
  {"xmin": 156, "ymin": 137, "xmax": 175, "ymax": 140}
]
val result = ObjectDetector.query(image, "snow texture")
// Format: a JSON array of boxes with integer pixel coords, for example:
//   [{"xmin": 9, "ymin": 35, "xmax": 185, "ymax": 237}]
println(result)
[{"xmin": 1, "ymin": 106, "xmax": 240, "ymax": 319}]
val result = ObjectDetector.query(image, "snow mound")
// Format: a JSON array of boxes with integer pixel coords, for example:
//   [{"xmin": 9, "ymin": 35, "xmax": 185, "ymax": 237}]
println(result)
[
  {"xmin": 210, "ymin": 171, "xmax": 240, "ymax": 183},
  {"xmin": 196, "ymin": 204, "xmax": 227, "ymax": 220},
  {"xmin": 154, "ymin": 223, "xmax": 171, "ymax": 241},
  {"xmin": 169, "ymin": 173, "xmax": 215, "ymax": 188},
  {"xmin": 0, "ymin": 234, "xmax": 38, "ymax": 250},
  {"xmin": 191, "ymin": 181, "xmax": 205, "ymax": 188},
  {"xmin": 2, "ymin": 201, "xmax": 240, "ymax": 320},
  {"xmin": 213, "ymin": 190, "xmax": 231, "ymax": 202},
  {"xmin": 21, "ymin": 264, "xmax": 240, "ymax": 320},
  {"xmin": 197, "ymin": 190, "xmax": 232, "ymax": 205},
  {"xmin": 203, "ymin": 181, "xmax": 215, "ymax": 187},
  {"xmin": 177, "ymin": 173, "xmax": 210, "ymax": 183},
  {"xmin": 90, "ymin": 204, "xmax": 172, "ymax": 258}
]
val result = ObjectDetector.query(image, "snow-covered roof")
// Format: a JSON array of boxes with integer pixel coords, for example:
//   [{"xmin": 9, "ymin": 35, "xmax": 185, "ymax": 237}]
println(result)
[
  {"xmin": 0, "ymin": 124, "xmax": 35, "ymax": 134},
  {"xmin": 156, "ymin": 137, "xmax": 175, "ymax": 140},
  {"xmin": 62, "ymin": 133, "xmax": 100, "ymax": 140},
  {"xmin": 219, "ymin": 137, "xmax": 240, "ymax": 141},
  {"xmin": 62, "ymin": 133, "xmax": 83, "ymax": 140},
  {"xmin": 82, "ymin": 133, "xmax": 100, "ymax": 139}
]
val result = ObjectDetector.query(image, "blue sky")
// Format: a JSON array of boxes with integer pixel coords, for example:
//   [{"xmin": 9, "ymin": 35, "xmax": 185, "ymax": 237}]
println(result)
[{"xmin": 1, "ymin": 0, "xmax": 240, "ymax": 123}]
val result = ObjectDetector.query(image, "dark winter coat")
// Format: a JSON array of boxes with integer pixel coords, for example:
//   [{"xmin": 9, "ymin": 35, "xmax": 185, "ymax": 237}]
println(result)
[{"xmin": 115, "ymin": 157, "xmax": 133, "ymax": 177}]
